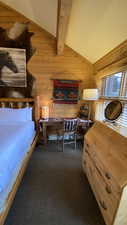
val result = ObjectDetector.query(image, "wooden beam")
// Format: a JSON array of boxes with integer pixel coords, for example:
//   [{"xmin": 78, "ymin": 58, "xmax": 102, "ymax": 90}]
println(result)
[
  {"xmin": 94, "ymin": 40, "xmax": 127, "ymax": 73},
  {"xmin": 57, "ymin": 0, "xmax": 72, "ymax": 55}
]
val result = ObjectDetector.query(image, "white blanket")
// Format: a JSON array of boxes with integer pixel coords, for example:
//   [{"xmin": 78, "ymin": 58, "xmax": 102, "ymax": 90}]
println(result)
[{"xmin": 0, "ymin": 121, "xmax": 35, "ymax": 212}]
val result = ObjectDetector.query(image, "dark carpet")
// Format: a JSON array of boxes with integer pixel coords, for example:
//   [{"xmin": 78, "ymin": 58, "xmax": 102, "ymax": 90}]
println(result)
[{"xmin": 5, "ymin": 143, "xmax": 105, "ymax": 225}]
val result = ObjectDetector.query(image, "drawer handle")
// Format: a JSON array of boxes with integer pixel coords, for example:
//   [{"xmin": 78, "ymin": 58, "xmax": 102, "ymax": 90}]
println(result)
[
  {"xmin": 99, "ymin": 200, "xmax": 107, "ymax": 210},
  {"xmin": 84, "ymin": 160, "xmax": 86, "ymax": 165},
  {"xmin": 105, "ymin": 185, "xmax": 112, "ymax": 194},
  {"xmin": 86, "ymin": 143, "xmax": 89, "ymax": 148},
  {"xmin": 85, "ymin": 149, "xmax": 89, "ymax": 154},
  {"xmin": 105, "ymin": 172, "xmax": 111, "ymax": 180}
]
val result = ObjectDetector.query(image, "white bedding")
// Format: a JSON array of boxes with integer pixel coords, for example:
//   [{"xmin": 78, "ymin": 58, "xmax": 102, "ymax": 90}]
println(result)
[{"xmin": 0, "ymin": 120, "xmax": 35, "ymax": 212}]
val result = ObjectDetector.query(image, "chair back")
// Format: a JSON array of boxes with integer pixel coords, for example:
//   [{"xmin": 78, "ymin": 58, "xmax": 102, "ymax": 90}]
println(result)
[{"xmin": 64, "ymin": 118, "xmax": 79, "ymax": 132}]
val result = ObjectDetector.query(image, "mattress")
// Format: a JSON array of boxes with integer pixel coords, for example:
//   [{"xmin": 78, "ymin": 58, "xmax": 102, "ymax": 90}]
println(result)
[{"xmin": 0, "ymin": 121, "xmax": 35, "ymax": 212}]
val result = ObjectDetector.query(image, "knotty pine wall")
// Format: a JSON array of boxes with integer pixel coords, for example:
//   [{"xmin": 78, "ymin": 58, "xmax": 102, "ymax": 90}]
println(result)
[{"xmin": 0, "ymin": 2, "xmax": 95, "ymax": 118}]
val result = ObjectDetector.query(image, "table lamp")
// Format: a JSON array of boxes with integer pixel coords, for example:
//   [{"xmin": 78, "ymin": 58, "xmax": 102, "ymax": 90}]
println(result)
[
  {"xmin": 41, "ymin": 106, "xmax": 49, "ymax": 120},
  {"xmin": 82, "ymin": 89, "xmax": 99, "ymax": 125}
]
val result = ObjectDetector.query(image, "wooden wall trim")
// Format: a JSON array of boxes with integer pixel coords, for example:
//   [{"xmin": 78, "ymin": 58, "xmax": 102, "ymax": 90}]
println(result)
[
  {"xmin": 96, "ymin": 56, "xmax": 127, "ymax": 79},
  {"xmin": 94, "ymin": 40, "xmax": 127, "ymax": 73}
]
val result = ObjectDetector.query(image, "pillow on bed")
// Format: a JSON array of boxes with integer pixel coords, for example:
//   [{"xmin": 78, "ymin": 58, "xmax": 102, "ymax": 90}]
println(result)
[{"xmin": 0, "ymin": 107, "xmax": 32, "ymax": 121}]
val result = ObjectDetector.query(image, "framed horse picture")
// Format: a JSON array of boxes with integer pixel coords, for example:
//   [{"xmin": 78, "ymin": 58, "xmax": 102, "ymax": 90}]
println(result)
[{"xmin": 0, "ymin": 47, "xmax": 26, "ymax": 87}]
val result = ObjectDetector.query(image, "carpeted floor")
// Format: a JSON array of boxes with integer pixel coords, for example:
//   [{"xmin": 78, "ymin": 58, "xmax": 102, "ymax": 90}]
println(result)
[{"xmin": 5, "ymin": 143, "xmax": 105, "ymax": 225}]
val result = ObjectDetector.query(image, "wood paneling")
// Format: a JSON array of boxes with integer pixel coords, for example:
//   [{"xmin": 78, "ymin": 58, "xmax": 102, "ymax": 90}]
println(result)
[{"xmin": 0, "ymin": 2, "xmax": 94, "ymax": 118}]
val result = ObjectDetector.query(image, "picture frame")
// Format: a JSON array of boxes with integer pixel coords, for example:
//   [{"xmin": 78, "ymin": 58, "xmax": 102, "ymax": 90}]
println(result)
[{"xmin": 0, "ymin": 47, "xmax": 26, "ymax": 87}]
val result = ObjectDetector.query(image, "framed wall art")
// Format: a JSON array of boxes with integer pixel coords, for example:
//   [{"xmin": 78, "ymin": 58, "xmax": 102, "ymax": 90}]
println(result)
[
  {"xmin": 53, "ymin": 79, "xmax": 79, "ymax": 104},
  {"xmin": 0, "ymin": 47, "xmax": 26, "ymax": 87}
]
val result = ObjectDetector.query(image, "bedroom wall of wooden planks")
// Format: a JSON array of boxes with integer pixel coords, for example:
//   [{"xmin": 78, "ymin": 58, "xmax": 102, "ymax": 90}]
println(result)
[{"xmin": 0, "ymin": 2, "xmax": 95, "ymax": 118}]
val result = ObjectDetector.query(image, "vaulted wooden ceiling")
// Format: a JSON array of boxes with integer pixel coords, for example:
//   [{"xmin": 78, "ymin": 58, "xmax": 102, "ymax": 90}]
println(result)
[{"xmin": 1, "ymin": 0, "xmax": 127, "ymax": 63}]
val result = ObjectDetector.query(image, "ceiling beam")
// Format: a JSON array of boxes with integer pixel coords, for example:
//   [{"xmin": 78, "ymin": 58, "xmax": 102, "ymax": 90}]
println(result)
[
  {"xmin": 94, "ymin": 40, "xmax": 127, "ymax": 72},
  {"xmin": 56, "ymin": 0, "xmax": 72, "ymax": 55}
]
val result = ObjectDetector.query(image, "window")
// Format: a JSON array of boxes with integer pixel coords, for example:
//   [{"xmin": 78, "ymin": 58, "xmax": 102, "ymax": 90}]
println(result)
[
  {"xmin": 95, "ymin": 101, "xmax": 109, "ymax": 122},
  {"xmin": 95, "ymin": 100, "xmax": 127, "ymax": 128},
  {"xmin": 96, "ymin": 72, "xmax": 127, "ymax": 128},
  {"xmin": 122, "ymin": 72, "xmax": 127, "ymax": 97},
  {"xmin": 117, "ymin": 103, "xmax": 127, "ymax": 127},
  {"xmin": 101, "ymin": 72, "xmax": 127, "ymax": 98}
]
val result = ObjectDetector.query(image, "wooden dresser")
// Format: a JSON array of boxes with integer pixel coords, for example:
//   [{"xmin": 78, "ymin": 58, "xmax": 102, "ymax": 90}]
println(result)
[{"xmin": 82, "ymin": 121, "xmax": 127, "ymax": 225}]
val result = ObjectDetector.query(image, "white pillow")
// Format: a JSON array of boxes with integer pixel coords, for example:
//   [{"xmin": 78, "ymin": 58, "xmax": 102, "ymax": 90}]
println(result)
[{"xmin": 0, "ymin": 107, "xmax": 32, "ymax": 121}]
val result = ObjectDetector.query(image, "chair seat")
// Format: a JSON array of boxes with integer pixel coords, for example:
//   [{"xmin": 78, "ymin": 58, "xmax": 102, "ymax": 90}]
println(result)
[{"xmin": 63, "ymin": 131, "xmax": 76, "ymax": 136}]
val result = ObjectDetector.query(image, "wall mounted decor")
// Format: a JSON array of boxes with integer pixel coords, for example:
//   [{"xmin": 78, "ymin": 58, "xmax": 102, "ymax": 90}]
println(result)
[
  {"xmin": 0, "ymin": 47, "xmax": 26, "ymax": 87},
  {"xmin": 53, "ymin": 79, "xmax": 79, "ymax": 104},
  {"xmin": 0, "ymin": 22, "xmax": 36, "ymax": 98}
]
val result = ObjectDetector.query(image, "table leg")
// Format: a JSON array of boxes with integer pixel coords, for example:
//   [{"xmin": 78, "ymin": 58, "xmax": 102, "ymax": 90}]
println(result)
[{"xmin": 43, "ymin": 123, "xmax": 47, "ymax": 145}]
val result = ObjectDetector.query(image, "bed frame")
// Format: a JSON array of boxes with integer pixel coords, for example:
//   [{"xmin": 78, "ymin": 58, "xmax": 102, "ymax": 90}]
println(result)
[{"xmin": 0, "ymin": 97, "xmax": 40, "ymax": 225}]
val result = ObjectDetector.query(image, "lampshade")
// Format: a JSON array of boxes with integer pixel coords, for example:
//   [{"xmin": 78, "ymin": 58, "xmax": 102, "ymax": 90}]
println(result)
[
  {"xmin": 82, "ymin": 89, "xmax": 99, "ymax": 100},
  {"xmin": 41, "ymin": 106, "xmax": 49, "ymax": 120}
]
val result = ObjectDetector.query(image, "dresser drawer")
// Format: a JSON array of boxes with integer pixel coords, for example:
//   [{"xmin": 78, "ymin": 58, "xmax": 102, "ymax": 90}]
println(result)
[
  {"xmin": 84, "ymin": 139, "xmax": 121, "ymax": 199},
  {"xmin": 84, "ymin": 153, "xmax": 119, "ymax": 225}
]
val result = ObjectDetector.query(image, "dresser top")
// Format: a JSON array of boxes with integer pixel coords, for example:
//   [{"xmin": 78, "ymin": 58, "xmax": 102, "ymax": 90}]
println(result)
[{"xmin": 104, "ymin": 121, "xmax": 127, "ymax": 138}]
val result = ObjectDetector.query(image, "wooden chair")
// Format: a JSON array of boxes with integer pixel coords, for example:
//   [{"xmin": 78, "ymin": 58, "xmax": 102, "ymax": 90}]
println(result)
[
  {"xmin": 47, "ymin": 121, "xmax": 64, "ymax": 151},
  {"xmin": 62, "ymin": 118, "xmax": 79, "ymax": 151}
]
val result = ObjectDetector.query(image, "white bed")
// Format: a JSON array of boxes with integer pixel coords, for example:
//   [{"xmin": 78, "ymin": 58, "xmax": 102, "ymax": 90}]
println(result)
[
  {"xmin": 0, "ymin": 120, "xmax": 35, "ymax": 213},
  {"xmin": 0, "ymin": 98, "xmax": 39, "ymax": 225}
]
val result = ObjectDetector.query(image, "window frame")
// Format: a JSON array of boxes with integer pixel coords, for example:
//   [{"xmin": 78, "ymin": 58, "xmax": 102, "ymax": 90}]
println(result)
[{"xmin": 100, "ymin": 71, "xmax": 127, "ymax": 100}]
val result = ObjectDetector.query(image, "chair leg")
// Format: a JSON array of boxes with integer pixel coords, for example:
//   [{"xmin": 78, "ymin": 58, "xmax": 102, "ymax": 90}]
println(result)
[
  {"xmin": 62, "ymin": 134, "xmax": 64, "ymax": 152},
  {"xmin": 74, "ymin": 133, "xmax": 77, "ymax": 150},
  {"xmin": 57, "ymin": 132, "xmax": 59, "ymax": 147}
]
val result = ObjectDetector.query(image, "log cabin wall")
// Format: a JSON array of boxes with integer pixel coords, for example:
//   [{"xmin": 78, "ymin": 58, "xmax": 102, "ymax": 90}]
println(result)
[{"xmin": 0, "ymin": 2, "xmax": 95, "ymax": 118}]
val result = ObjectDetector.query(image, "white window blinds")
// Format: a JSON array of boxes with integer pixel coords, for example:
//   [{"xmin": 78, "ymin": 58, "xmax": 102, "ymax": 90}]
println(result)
[
  {"xmin": 117, "ymin": 103, "xmax": 127, "ymax": 127},
  {"xmin": 95, "ymin": 101, "xmax": 127, "ymax": 128}
]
